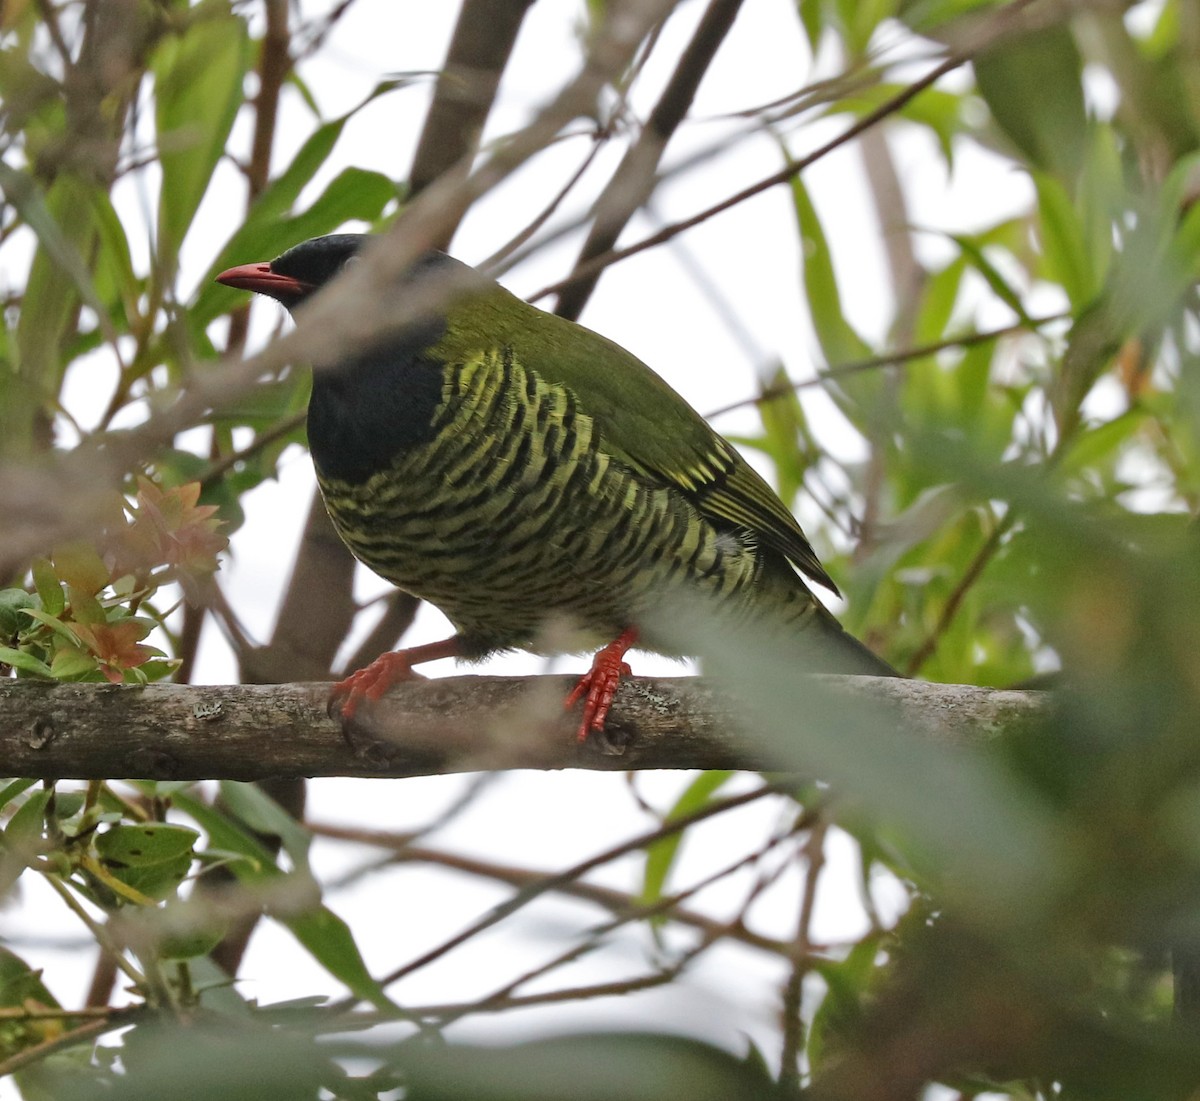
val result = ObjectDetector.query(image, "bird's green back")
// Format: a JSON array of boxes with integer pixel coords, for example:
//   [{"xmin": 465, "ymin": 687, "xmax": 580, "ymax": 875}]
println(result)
[{"xmin": 430, "ymin": 282, "xmax": 838, "ymax": 594}]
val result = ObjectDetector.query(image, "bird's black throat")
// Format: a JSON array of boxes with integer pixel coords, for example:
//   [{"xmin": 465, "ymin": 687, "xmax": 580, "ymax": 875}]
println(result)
[{"xmin": 307, "ymin": 319, "xmax": 446, "ymax": 484}]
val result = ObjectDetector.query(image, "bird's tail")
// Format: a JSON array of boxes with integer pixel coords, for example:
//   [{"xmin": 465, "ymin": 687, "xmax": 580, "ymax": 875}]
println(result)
[{"xmin": 810, "ymin": 605, "xmax": 902, "ymax": 678}]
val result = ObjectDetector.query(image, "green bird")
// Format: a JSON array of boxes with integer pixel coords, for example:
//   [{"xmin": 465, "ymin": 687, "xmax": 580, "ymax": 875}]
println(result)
[{"xmin": 216, "ymin": 234, "xmax": 896, "ymax": 739}]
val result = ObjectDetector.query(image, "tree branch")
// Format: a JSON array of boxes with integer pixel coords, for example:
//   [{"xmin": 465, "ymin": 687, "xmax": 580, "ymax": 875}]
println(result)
[{"xmin": 0, "ymin": 675, "xmax": 1044, "ymax": 781}]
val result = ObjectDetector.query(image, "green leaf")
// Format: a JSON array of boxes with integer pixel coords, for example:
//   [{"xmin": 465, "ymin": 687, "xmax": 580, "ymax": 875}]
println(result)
[
  {"xmin": 790, "ymin": 170, "xmax": 872, "ymax": 365},
  {"xmin": 0, "ymin": 946, "xmax": 60, "ymax": 1010},
  {"xmin": 948, "ymin": 232, "xmax": 1031, "ymax": 323},
  {"xmin": 0, "ymin": 646, "xmax": 52, "ymax": 679},
  {"xmin": 5, "ymin": 788, "xmax": 52, "ymax": 850},
  {"xmin": 49, "ymin": 646, "xmax": 99, "ymax": 680},
  {"xmin": 0, "ymin": 589, "xmax": 37, "ymax": 637},
  {"xmin": 641, "ymin": 771, "xmax": 733, "ymax": 908},
  {"xmin": 663, "ymin": 605, "xmax": 1064, "ymax": 926},
  {"xmin": 397, "ymin": 1032, "xmax": 779, "ymax": 1101},
  {"xmin": 87, "ymin": 189, "xmax": 140, "ymax": 331},
  {"xmin": 912, "ymin": 256, "xmax": 965, "ymax": 345},
  {"xmin": 95, "ymin": 823, "xmax": 201, "ymax": 901},
  {"xmin": 974, "ymin": 23, "xmax": 1088, "ymax": 182},
  {"xmin": 3, "ymin": 168, "xmax": 107, "ymax": 456},
  {"xmin": 808, "ymin": 934, "xmax": 881, "ymax": 1071},
  {"xmin": 153, "ymin": 7, "xmax": 250, "ymax": 278},
  {"xmin": 0, "ymin": 779, "xmax": 38, "ymax": 814},
  {"xmin": 797, "ymin": 0, "xmax": 822, "ymax": 51},
  {"xmin": 283, "ymin": 906, "xmax": 394, "ymax": 1012},
  {"xmin": 175, "ymin": 793, "xmax": 392, "ymax": 1008},
  {"xmin": 217, "ymin": 780, "xmax": 312, "ymax": 873},
  {"xmin": 53, "ymin": 542, "xmax": 111, "ymax": 597},
  {"xmin": 1034, "ymin": 171, "xmax": 1096, "ymax": 307},
  {"xmin": 31, "ymin": 558, "xmax": 64, "ymax": 617}
]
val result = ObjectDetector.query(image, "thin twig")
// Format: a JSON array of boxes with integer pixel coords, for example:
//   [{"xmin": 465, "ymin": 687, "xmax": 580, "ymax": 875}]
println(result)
[
  {"xmin": 528, "ymin": 48, "xmax": 973, "ymax": 304},
  {"xmin": 368, "ymin": 781, "xmax": 792, "ymax": 998},
  {"xmin": 425, "ymin": 822, "xmax": 802, "ymax": 1030},
  {"xmin": 527, "ymin": 0, "xmax": 1046, "ymax": 302},
  {"xmin": 555, "ymin": 0, "xmax": 747, "ymax": 320},
  {"xmin": 704, "ymin": 314, "xmax": 1065, "ymax": 421},
  {"xmin": 310, "ymin": 835, "xmax": 793, "ymax": 957},
  {"xmin": 198, "ymin": 411, "xmax": 306, "ymax": 491},
  {"xmin": 780, "ymin": 818, "xmax": 829, "ymax": 1090},
  {"xmin": 42, "ymin": 875, "xmax": 144, "ymax": 989},
  {"xmin": 904, "ymin": 513, "xmax": 1015, "ymax": 677},
  {"xmin": 0, "ymin": 1015, "xmax": 132, "ymax": 1080}
]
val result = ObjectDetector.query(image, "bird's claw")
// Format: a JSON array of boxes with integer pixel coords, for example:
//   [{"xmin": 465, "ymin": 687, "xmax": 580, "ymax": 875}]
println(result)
[
  {"xmin": 566, "ymin": 628, "xmax": 638, "ymax": 742},
  {"xmin": 328, "ymin": 651, "xmax": 416, "ymax": 722}
]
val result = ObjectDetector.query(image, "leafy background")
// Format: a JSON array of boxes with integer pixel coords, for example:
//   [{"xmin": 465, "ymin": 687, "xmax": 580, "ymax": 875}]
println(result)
[{"xmin": 4, "ymin": 0, "xmax": 1200, "ymax": 1098}]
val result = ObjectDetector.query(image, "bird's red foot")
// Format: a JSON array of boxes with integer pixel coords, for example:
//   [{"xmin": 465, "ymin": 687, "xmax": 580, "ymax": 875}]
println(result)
[
  {"xmin": 565, "ymin": 628, "xmax": 638, "ymax": 742},
  {"xmin": 329, "ymin": 637, "xmax": 461, "ymax": 721}
]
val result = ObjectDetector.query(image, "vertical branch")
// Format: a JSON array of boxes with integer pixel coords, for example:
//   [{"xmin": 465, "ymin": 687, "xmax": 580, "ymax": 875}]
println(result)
[
  {"xmin": 555, "ymin": 0, "xmax": 745, "ymax": 321},
  {"xmin": 852, "ymin": 125, "xmax": 924, "ymax": 563},
  {"xmin": 779, "ymin": 818, "xmax": 829, "ymax": 1091},
  {"xmin": 409, "ymin": 0, "xmax": 536, "ymax": 232}
]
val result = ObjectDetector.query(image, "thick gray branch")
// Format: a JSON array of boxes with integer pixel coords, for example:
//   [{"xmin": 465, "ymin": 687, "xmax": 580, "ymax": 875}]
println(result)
[{"xmin": 0, "ymin": 676, "xmax": 1044, "ymax": 781}]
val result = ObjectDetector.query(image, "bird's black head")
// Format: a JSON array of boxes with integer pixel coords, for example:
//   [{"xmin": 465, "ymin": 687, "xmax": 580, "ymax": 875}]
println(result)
[
  {"xmin": 215, "ymin": 233, "xmax": 366, "ymax": 309},
  {"xmin": 215, "ymin": 233, "xmax": 462, "ymax": 311},
  {"xmin": 216, "ymin": 234, "xmax": 470, "ymax": 484}
]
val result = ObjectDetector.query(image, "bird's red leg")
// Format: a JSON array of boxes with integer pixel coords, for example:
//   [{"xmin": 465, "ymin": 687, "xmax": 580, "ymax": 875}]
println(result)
[
  {"xmin": 329, "ymin": 636, "xmax": 462, "ymax": 721},
  {"xmin": 565, "ymin": 627, "xmax": 638, "ymax": 742}
]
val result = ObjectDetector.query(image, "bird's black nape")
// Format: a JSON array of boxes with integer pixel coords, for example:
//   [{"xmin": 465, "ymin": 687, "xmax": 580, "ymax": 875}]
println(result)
[{"xmin": 269, "ymin": 233, "xmax": 366, "ymax": 298}]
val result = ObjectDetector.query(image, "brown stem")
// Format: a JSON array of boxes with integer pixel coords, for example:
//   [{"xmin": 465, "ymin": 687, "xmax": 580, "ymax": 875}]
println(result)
[
  {"xmin": 555, "ymin": 0, "xmax": 746, "ymax": 321},
  {"xmin": 409, "ymin": 0, "xmax": 536, "ymax": 215},
  {"xmin": 780, "ymin": 819, "xmax": 829, "ymax": 1089},
  {"xmin": 904, "ymin": 514, "xmax": 1014, "ymax": 677}
]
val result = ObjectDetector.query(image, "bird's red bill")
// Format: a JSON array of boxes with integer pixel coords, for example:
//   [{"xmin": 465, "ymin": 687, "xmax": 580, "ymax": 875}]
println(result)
[{"xmin": 215, "ymin": 262, "xmax": 312, "ymax": 299}]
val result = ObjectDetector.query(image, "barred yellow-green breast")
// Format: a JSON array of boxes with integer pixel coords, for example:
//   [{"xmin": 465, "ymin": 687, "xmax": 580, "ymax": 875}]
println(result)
[{"xmin": 217, "ymin": 234, "xmax": 896, "ymax": 739}]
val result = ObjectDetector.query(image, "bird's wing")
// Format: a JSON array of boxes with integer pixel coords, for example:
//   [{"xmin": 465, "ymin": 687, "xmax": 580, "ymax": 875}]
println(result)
[{"xmin": 495, "ymin": 302, "xmax": 839, "ymax": 594}]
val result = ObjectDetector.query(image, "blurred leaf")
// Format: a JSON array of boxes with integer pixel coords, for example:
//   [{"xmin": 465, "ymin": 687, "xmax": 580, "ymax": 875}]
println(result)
[
  {"xmin": 826, "ymin": 83, "xmax": 965, "ymax": 164},
  {"xmin": 808, "ymin": 934, "xmax": 881, "ymax": 1071},
  {"xmin": 670, "ymin": 605, "xmax": 1065, "ymax": 924},
  {"xmin": 641, "ymin": 771, "xmax": 733, "ymax": 909},
  {"xmin": 217, "ymin": 780, "xmax": 312, "ymax": 873},
  {"xmin": 790, "ymin": 171, "xmax": 872, "ymax": 365},
  {"xmin": 5, "ymin": 788, "xmax": 52, "ymax": 850},
  {"xmin": 0, "ymin": 779, "xmax": 38, "ymax": 814},
  {"xmin": 1034, "ymin": 171, "xmax": 1096, "ymax": 307},
  {"xmin": 399, "ymin": 1032, "xmax": 779, "ymax": 1101},
  {"xmin": 87, "ymin": 188, "xmax": 140, "ymax": 331},
  {"xmin": 974, "ymin": 23, "xmax": 1088, "ymax": 182},
  {"xmin": 912, "ymin": 255, "xmax": 966, "ymax": 345},
  {"xmin": 174, "ymin": 793, "xmax": 392, "ymax": 1009},
  {"xmin": 31, "ymin": 558, "xmax": 64, "ymax": 617},
  {"xmin": 52, "ymin": 543, "xmax": 110, "ymax": 597},
  {"xmin": 897, "ymin": 0, "xmax": 1003, "ymax": 34},
  {"xmin": 2, "ymin": 167, "xmax": 106, "ymax": 455},
  {"xmin": 0, "ymin": 945, "xmax": 65, "ymax": 1075},
  {"xmin": 948, "ymin": 232, "xmax": 1030, "ymax": 323},
  {"xmin": 152, "ymin": 6, "xmax": 249, "ymax": 277}
]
